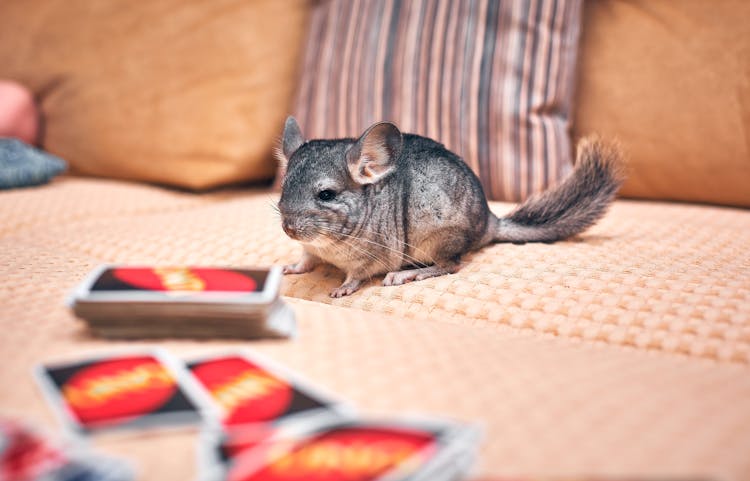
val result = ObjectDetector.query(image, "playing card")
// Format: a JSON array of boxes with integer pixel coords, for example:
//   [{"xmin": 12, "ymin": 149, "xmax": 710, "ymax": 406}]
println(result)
[
  {"xmin": 70, "ymin": 265, "xmax": 281, "ymax": 305},
  {"xmin": 187, "ymin": 351, "xmax": 352, "ymax": 432},
  {"xmin": 34, "ymin": 349, "xmax": 216, "ymax": 436},
  {"xmin": 0, "ymin": 418, "xmax": 68, "ymax": 480},
  {"xmin": 198, "ymin": 416, "xmax": 480, "ymax": 481},
  {"xmin": 0, "ymin": 417, "xmax": 135, "ymax": 481},
  {"xmin": 50, "ymin": 452, "xmax": 135, "ymax": 481}
]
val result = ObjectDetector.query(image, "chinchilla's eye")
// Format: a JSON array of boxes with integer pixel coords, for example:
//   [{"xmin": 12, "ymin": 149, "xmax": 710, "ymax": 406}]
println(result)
[{"xmin": 317, "ymin": 189, "xmax": 336, "ymax": 202}]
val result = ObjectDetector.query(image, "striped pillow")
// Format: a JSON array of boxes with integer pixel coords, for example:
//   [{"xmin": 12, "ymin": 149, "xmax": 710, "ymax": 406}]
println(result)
[{"xmin": 288, "ymin": 0, "xmax": 583, "ymax": 202}]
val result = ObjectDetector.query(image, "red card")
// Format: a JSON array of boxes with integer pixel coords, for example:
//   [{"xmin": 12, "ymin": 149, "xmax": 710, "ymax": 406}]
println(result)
[
  {"xmin": 188, "ymin": 353, "xmax": 339, "ymax": 430},
  {"xmin": 36, "ymin": 350, "xmax": 205, "ymax": 435},
  {"xmin": 0, "ymin": 419, "xmax": 67, "ymax": 480},
  {"xmin": 91, "ymin": 267, "xmax": 266, "ymax": 293},
  {"xmin": 226, "ymin": 424, "xmax": 439, "ymax": 481}
]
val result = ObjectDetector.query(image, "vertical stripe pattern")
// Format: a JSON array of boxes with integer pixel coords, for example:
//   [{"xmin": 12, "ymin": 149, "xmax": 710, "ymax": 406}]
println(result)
[{"xmin": 292, "ymin": 0, "xmax": 582, "ymax": 202}]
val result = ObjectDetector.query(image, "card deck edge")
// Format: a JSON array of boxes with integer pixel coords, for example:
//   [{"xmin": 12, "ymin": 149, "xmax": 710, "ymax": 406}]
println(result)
[{"xmin": 79, "ymin": 298, "xmax": 297, "ymax": 340}]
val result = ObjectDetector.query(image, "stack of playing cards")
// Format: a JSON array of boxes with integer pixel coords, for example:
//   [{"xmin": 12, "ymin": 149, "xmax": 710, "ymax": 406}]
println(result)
[
  {"xmin": 34, "ymin": 349, "xmax": 481, "ymax": 480},
  {"xmin": 0, "ymin": 417, "xmax": 134, "ymax": 481},
  {"xmin": 68, "ymin": 265, "xmax": 295, "ymax": 339}
]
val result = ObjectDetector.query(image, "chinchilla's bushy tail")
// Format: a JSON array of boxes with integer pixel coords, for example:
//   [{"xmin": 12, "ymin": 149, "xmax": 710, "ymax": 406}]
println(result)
[{"xmin": 492, "ymin": 137, "xmax": 626, "ymax": 243}]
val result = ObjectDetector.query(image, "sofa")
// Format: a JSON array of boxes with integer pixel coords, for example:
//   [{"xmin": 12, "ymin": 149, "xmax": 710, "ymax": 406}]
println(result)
[{"xmin": 1, "ymin": 1, "xmax": 749, "ymax": 480}]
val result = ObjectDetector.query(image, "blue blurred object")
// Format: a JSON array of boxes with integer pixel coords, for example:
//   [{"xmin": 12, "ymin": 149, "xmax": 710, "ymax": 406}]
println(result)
[{"xmin": 0, "ymin": 138, "xmax": 66, "ymax": 189}]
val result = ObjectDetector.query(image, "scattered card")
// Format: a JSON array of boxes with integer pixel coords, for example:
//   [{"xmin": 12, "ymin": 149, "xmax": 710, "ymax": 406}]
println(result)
[
  {"xmin": 34, "ymin": 349, "xmax": 213, "ymax": 436},
  {"xmin": 198, "ymin": 417, "xmax": 480, "ymax": 481},
  {"xmin": 187, "ymin": 351, "xmax": 351, "ymax": 434},
  {"xmin": 0, "ymin": 418, "xmax": 67, "ymax": 480},
  {"xmin": 0, "ymin": 417, "xmax": 134, "ymax": 481}
]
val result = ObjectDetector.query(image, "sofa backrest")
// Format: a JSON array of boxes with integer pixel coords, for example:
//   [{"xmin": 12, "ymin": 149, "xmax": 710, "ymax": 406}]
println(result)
[
  {"xmin": 574, "ymin": 0, "xmax": 750, "ymax": 208},
  {"xmin": 0, "ymin": 0, "xmax": 310, "ymax": 190}
]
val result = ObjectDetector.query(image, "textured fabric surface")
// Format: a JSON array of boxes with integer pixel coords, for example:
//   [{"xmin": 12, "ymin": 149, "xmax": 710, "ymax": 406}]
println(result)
[
  {"xmin": 0, "ymin": 0, "xmax": 310, "ymax": 190},
  {"xmin": 2, "ymin": 177, "xmax": 750, "ymax": 479},
  {"xmin": 574, "ymin": 0, "xmax": 750, "ymax": 207},
  {"xmin": 0, "ymin": 139, "xmax": 66, "ymax": 189},
  {"xmin": 290, "ymin": 0, "xmax": 582, "ymax": 202}
]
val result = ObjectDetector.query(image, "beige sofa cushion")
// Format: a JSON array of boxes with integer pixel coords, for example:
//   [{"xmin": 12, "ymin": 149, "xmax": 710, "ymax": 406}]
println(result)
[
  {"xmin": 0, "ymin": 0, "xmax": 309, "ymax": 189},
  {"xmin": 1, "ymin": 178, "xmax": 749, "ymax": 479},
  {"xmin": 574, "ymin": 0, "xmax": 750, "ymax": 207},
  {"xmin": 2, "ymin": 178, "xmax": 748, "ymax": 362}
]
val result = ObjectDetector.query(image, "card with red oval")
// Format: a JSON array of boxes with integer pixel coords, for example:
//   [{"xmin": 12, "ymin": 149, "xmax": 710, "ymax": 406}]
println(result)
[
  {"xmin": 187, "ymin": 352, "xmax": 348, "ymax": 432},
  {"xmin": 200, "ymin": 418, "xmax": 479, "ymax": 481},
  {"xmin": 35, "ymin": 350, "xmax": 212, "ymax": 436},
  {"xmin": 71, "ymin": 265, "xmax": 281, "ymax": 304},
  {"xmin": 91, "ymin": 267, "xmax": 267, "ymax": 293}
]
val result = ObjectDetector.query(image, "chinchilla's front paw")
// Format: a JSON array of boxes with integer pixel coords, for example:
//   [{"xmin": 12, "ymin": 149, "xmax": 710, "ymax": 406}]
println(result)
[
  {"xmin": 283, "ymin": 263, "xmax": 313, "ymax": 275},
  {"xmin": 329, "ymin": 279, "xmax": 363, "ymax": 298},
  {"xmin": 282, "ymin": 252, "xmax": 321, "ymax": 275}
]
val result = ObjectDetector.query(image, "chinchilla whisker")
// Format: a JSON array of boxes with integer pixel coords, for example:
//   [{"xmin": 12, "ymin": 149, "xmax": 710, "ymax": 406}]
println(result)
[
  {"xmin": 316, "ymin": 226, "xmax": 393, "ymax": 273},
  {"xmin": 314, "ymin": 225, "xmax": 400, "ymax": 266},
  {"xmin": 348, "ymin": 225, "xmax": 438, "ymax": 267},
  {"xmin": 317, "ymin": 230, "xmax": 393, "ymax": 275},
  {"xmin": 267, "ymin": 197, "xmax": 281, "ymax": 217},
  {"xmin": 338, "ymin": 236, "xmax": 393, "ymax": 274},
  {"xmin": 320, "ymin": 221, "xmax": 436, "ymax": 265},
  {"xmin": 317, "ymin": 224, "xmax": 433, "ymax": 268}
]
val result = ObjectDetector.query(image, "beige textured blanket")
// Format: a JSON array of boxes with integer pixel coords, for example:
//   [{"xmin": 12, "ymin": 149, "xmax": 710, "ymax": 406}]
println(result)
[{"xmin": 1, "ymin": 177, "xmax": 749, "ymax": 479}]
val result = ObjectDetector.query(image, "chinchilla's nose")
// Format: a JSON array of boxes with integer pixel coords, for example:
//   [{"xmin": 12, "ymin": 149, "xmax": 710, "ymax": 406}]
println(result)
[{"xmin": 281, "ymin": 218, "xmax": 299, "ymax": 239}]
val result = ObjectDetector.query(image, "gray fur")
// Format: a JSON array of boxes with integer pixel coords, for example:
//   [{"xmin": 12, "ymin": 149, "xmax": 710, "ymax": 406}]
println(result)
[{"xmin": 278, "ymin": 117, "xmax": 625, "ymax": 297}]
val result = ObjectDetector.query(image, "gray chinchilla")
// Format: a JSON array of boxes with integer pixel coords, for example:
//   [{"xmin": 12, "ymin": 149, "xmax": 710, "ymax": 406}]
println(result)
[{"xmin": 277, "ymin": 116, "xmax": 625, "ymax": 297}]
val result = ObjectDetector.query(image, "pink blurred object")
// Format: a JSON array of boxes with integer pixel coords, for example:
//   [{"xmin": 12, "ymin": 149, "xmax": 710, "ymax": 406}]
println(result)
[{"xmin": 0, "ymin": 80, "xmax": 39, "ymax": 145}]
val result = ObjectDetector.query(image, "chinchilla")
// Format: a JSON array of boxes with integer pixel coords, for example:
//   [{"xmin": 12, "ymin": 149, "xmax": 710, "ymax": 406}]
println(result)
[{"xmin": 276, "ymin": 116, "xmax": 625, "ymax": 297}]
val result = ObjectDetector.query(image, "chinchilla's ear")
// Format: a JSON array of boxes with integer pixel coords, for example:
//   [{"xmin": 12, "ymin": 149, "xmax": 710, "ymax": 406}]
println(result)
[
  {"xmin": 346, "ymin": 121, "xmax": 402, "ymax": 185},
  {"xmin": 281, "ymin": 116, "xmax": 305, "ymax": 160}
]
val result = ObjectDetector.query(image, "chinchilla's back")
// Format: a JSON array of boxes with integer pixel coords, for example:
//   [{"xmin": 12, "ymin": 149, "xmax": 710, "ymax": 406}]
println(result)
[{"xmin": 397, "ymin": 134, "xmax": 493, "ymax": 258}]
